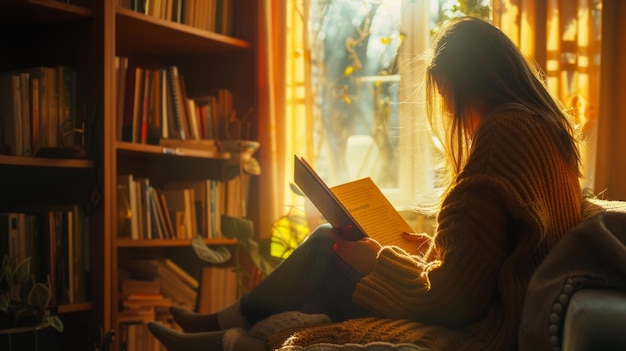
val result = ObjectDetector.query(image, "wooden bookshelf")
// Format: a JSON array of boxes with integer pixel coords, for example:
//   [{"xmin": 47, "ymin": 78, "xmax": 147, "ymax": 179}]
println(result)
[
  {"xmin": 108, "ymin": 1, "xmax": 259, "ymax": 350},
  {"xmin": 1, "ymin": 0, "xmax": 259, "ymax": 350},
  {"xmin": 0, "ymin": 2, "xmax": 101, "ymax": 349}
]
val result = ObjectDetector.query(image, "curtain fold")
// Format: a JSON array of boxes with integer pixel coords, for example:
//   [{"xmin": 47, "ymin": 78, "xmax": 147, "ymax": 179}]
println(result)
[
  {"xmin": 493, "ymin": 0, "xmax": 602, "ymax": 192},
  {"xmin": 256, "ymin": 0, "xmax": 315, "ymax": 240},
  {"xmin": 596, "ymin": 0, "xmax": 626, "ymax": 200},
  {"xmin": 256, "ymin": 0, "xmax": 284, "ymax": 240}
]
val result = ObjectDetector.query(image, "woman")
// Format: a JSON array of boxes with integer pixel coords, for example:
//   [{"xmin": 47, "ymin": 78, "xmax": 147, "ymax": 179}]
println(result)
[{"xmin": 148, "ymin": 16, "xmax": 583, "ymax": 351}]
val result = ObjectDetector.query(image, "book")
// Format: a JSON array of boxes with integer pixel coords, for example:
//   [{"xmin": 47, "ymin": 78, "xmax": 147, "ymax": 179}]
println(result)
[
  {"xmin": 0, "ymin": 213, "xmax": 20, "ymax": 260},
  {"xmin": 164, "ymin": 258, "xmax": 199, "ymax": 289},
  {"xmin": 160, "ymin": 187, "xmax": 195, "ymax": 239},
  {"xmin": 124, "ymin": 258, "xmax": 197, "ymax": 309},
  {"xmin": 166, "ymin": 65, "xmax": 187, "ymax": 140},
  {"xmin": 0, "ymin": 74, "xmax": 21, "ymax": 156},
  {"xmin": 115, "ymin": 56, "xmax": 129, "ymax": 141},
  {"xmin": 120, "ymin": 278, "xmax": 161, "ymax": 295},
  {"xmin": 19, "ymin": 72, "xmax": 31, "ymax": 156},
  {"xmin": 118, "ymin": 174, "xmax": 139, "ymax": 239},
  {"xmin": 197, "ymin": 265, "xmax": 237, "ymax": 313},
  {"xmin": 293, "ymin": 155, "xmax": 418, "ymax": 254}
]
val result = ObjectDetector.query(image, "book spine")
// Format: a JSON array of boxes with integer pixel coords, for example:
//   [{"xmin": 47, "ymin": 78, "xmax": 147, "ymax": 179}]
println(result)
[{"xmin": 166, "ymin": 66, "xmax": 186, "ymax": 140}]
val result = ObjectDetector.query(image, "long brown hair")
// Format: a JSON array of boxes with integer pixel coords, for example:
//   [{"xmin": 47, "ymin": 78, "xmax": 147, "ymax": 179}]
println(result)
[{"xmin": 425, "ymin": 16, "xmax": 581, "ymax": 201}]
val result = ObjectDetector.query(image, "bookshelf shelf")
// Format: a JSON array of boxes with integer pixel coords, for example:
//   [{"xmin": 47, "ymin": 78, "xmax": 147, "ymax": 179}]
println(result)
[
  {"xmin": 58, "ymin": 301, "xmax": 93, "ymax": 314},
  {"xmin": 116, "ymin": 7, "xmax": 250, "ymax": 58},
  {"xmin": 0, "ymin": 0, "xmax": 92, "ymax": 24},
  {"xmin": 0, "ymin": 154, "xmax": 92, "ymax": 168},
  {"xmin": 116, "ymin": 141, "xmax": 230, "ymax": 160},
  {"xmin": 116, "ymin": 237, "xmax": 237, "ymax": 248}
]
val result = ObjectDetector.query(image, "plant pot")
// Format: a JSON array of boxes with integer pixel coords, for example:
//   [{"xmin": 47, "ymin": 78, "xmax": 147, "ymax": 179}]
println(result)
[{"xmin": 0, "ymin": 322, "xmax": 61, "ymax": 351}]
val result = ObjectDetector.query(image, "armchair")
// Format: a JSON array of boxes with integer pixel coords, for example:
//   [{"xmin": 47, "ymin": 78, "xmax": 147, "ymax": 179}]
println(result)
[
  {"xmin": 561, "ymin": 289, "xmax": 626, "ymax": 351},
  {"xmin": 264, "ymin": 200, "xmax": 626, "ymax": 351},
  {"xmin": 519, "ymin": 204, "xmax": 626, "ymax": 351}
]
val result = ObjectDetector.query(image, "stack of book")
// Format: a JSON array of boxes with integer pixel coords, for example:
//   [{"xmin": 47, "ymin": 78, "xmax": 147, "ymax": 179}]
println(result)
[
  {"xmin": 122, "ymin": 258, "xmax": 199, "ymax": 314},
  {"xmin": 118, "ymin": 277, "xmax": 170, "ymax": 323}
]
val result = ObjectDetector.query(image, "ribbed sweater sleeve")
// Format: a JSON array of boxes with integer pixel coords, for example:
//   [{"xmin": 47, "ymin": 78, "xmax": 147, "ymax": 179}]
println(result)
[{"xmin": 353, "ymin": 111, "xmax": 580, "ymax": 330}]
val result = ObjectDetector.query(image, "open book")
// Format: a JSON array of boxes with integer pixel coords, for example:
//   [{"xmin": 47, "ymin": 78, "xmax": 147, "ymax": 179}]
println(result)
[{"xmin": 293, "ymin": 155, "xmax": 418, "ymax": 253}]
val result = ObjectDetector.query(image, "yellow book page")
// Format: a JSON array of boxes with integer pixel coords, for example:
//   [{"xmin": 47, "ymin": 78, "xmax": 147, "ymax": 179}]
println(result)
[{"xmin": 331, "ymin": 177, "xmax": 418, "ymax": 253}]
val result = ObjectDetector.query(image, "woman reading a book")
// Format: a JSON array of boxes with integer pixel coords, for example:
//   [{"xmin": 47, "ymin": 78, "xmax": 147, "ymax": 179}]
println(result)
[{"xmin": 149, "ymin": 16, "xmax": 584, "ymax": 351}]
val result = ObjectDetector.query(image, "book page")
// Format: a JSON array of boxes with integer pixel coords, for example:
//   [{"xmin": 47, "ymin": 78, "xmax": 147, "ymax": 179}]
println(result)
[
  {"xmin": 293, "ymin": 156, "xmax": 418, "ymax": 254},
  {"xmin": 331, "ymin": 178, "xmax": 417, "ymax": 253}
]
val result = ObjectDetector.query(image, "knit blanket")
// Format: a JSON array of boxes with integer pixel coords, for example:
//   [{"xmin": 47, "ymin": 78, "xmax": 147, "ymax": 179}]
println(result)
[{"xmin": 276, "ymin": 343, "xmax": 427, "ymax": 351}]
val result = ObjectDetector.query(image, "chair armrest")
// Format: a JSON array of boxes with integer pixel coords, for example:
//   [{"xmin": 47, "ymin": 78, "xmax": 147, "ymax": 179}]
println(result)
[{"xmin": 562, "ymin": 289, "xmax": 626, "ymax": 351}]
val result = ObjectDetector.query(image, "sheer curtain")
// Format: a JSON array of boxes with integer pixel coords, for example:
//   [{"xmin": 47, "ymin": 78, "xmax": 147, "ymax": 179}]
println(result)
[
  {"xmin": 256, "ymin": 0, "xmax": 315, "ymax": 240},
  {"xmin": 493, "ymin": 0, "xmax": 602, "ymax": 192},
  {"xmin": 596, "ymin": 0, "xmax": 626, "ymax": 200},
  {"xmin": 255, "ymin": 0, "xmax": 609, "ymax": 241}
]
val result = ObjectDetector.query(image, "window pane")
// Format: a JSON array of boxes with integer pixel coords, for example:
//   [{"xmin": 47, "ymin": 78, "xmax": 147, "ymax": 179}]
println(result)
[{"xmin": 309, "ymin": 0, "xmax": 404, "ymax": 190}]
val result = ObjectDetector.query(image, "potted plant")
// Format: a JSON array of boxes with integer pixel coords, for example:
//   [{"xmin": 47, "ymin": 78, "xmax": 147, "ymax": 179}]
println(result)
[{"xmin": 0, "ymin": 255, "xmax": 63, "ymax": 350}]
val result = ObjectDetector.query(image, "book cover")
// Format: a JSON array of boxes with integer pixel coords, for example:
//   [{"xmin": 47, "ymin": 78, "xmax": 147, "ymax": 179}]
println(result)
[{"xmin": 293, "ymin": 155, "xmax": 418, "ymax": 254}]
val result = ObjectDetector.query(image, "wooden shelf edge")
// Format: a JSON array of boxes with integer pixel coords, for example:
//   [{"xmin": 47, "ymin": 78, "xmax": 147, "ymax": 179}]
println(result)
[
  {"xmin": 116, "ymin": 7, "xmax": 250, "ymax": 49},
  {"xmin": 116, "ymin": 141, "xmax": 231, "ymax": 160},
  {"xmin": 27, "ymin": 0, "xmax": 92, "ymax": 16},
  {"xmin": 58, "ymin": 301, "xmax": 93, "ymax": 314},
  {"xmin": 116, "ymin": 237, "xmax": 238, "ymax": 248},
  {"xmin": 0, "ymin": 155, "xmax": 92, "ymax": 168},
  {"xmin": 0, "ymin": 0, "xmax": 93, "ymax": 23}
]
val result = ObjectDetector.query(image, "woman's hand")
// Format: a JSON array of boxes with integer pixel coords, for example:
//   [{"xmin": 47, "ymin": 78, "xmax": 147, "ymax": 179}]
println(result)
[{"xmin": 330, "ymin": 227, "xmax": 382, "ymax": 276}]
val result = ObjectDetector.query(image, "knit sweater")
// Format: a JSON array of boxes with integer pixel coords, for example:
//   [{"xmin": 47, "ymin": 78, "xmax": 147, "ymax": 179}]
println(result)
[{"xmin": 274, "ymin": 108, "xmax": 583, "ymax": 350}]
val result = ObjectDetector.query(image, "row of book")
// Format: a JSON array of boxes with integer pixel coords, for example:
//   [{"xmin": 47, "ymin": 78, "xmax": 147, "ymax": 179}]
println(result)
[
  {"xmin": 0, "ymin": 205, "xmax": 87, "ymax": 306},
  {"xmin": 115, "ymin": 56, "xmax": 234, "ymax": 146},
  {"xmin": 0, "ymin": 66, "xmax": 78, "ymax": 157},
  {"xmin": 119, "ymin": 0, "xmax": 236, "ymax": 35},
  {"xmin": 196, "ymin": 264, "xmax": 238, "ymax": 313},
  {"xmin": 117, "ymin": 175, "xmax": 238, "ymax": 240}
]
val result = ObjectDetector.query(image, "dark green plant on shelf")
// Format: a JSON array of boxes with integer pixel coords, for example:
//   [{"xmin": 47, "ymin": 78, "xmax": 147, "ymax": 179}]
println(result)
[{"xmin": 0, "ymin": 255, "xmax": 63, "ymax": 332}]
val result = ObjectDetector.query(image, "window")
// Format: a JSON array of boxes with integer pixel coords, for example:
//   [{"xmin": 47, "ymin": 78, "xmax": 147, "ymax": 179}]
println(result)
[{"xmin": 285, "ymin": 0, "xmax": 601, "ymax": 218}]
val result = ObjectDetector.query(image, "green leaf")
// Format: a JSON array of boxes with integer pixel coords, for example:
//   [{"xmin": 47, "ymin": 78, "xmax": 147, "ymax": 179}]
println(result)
[
  {"xmin": 46, "ymin": 315, "xmax": 64, "ymax": 333},
  {"xmin": 13, "ymin": 257, "xmax": 31, "ymax": 285},
  {"xmin": 28, "ymin": 282, "xmax": 51, "ymax": 308},
  {"xmin": 0, "ymin": 291, "xmax": 9, "ymax": 312},
  {"xmin": 0, "ymin": 255, "xmax": 9, "ymax": 282}
]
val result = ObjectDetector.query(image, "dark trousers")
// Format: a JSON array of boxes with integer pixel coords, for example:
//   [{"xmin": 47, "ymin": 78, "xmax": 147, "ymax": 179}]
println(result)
[{"xmin": 239, "ymin": 223, "xmax": 372, "ymax": 326}]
